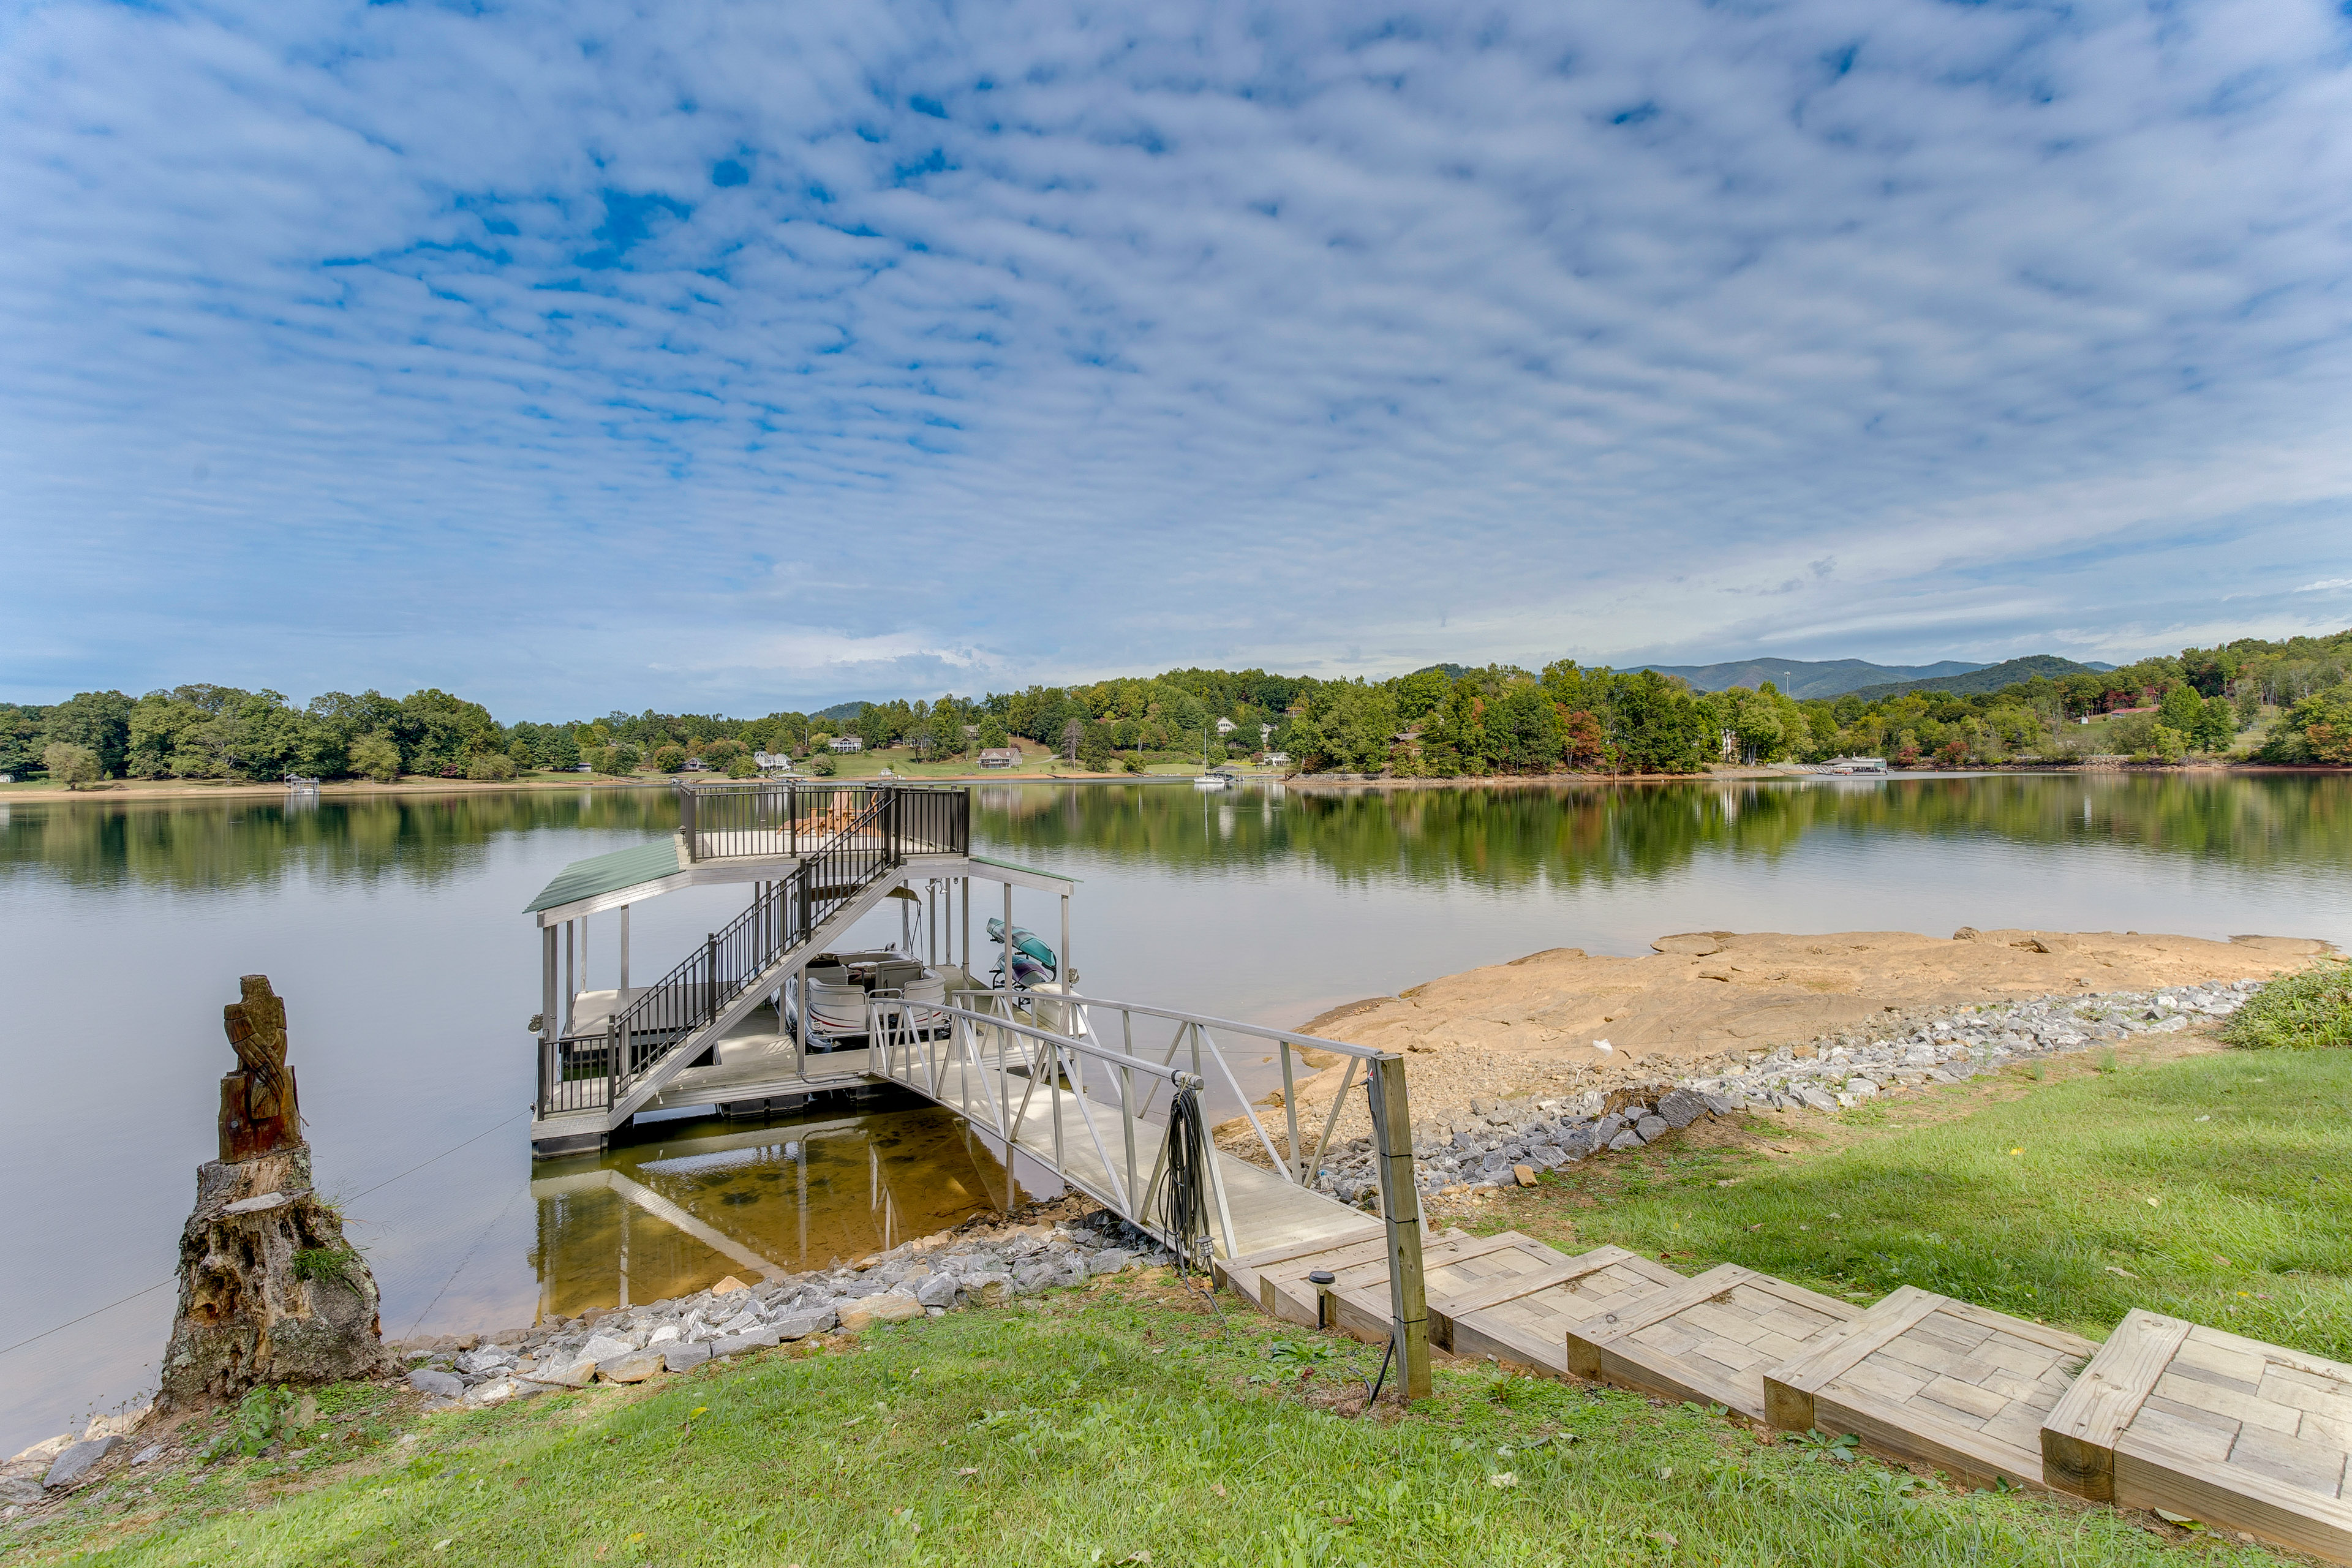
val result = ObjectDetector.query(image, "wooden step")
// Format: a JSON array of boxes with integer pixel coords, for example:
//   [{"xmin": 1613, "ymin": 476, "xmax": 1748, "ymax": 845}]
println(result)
[
  {"xmin": 1439, "ymin": 1245, "xmax": 1688, "ymax": 1373},
  {"xmin": 1562, "ymin": 1264, "xmax": 1860, "ymax": 1419},
  {"xmin": 1763, "ymin": 1285, "xmax": 2092, "ymax": 1490},
  {"xmin": 1300, "ymin": 1232, "xmax": 1537, "ymax": 1341},
  {"xmin": 2043, "ymin": 1310, "xmax": 2352, "ymax": 1564}
]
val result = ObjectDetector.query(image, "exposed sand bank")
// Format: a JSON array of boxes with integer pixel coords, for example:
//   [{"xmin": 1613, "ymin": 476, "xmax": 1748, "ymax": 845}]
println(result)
[{"xmin": 1281, "ymin": 927, "xmax": 2334, "ymax": 1139}]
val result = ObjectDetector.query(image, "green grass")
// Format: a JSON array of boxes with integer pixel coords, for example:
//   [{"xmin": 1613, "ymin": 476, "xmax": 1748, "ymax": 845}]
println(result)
[
  {"xmin": 7, "ymin": 1292, "xmax": 2282, "ymax": 1568},
  {"xmin": 21, "ymin": 1047, "xmax": 2343, "ymax": 1567},
  {"xmin": 2219, "ymin": 962, "xmax": 2352, "ymax": 1050},
  {"xmin": 1510, "ymin": 1047, "xmax": 2352, "ymax": 1362}
]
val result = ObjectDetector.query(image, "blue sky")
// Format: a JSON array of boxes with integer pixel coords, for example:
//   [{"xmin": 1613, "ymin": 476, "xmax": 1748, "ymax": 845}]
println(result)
[{"xmin": 6, "ymin": 0, "xmax": 2352, "ymax": 718}]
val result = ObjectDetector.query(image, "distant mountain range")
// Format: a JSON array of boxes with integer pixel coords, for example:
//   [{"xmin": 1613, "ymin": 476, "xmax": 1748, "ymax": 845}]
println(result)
[
  {"xmin": 1634, "ymin": 657, "xmax": 1986, "ymax": 699},
  {"xmin": 812, "ymin": 653, "xmax": 2117, "ymax": 718},
  {"xmin": 1842, "ymin": 654, "xmax": 2113, "ymax": 703},
  {"xmin": 1635, "ymin": 653, "xmax": 2112, "ymax": 700}
]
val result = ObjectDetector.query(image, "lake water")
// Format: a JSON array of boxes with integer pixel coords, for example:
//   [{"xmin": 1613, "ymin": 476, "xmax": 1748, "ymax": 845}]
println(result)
[{"xmin": 4, "ymin": 772, "xmax": 2348, "ymax": 1450}]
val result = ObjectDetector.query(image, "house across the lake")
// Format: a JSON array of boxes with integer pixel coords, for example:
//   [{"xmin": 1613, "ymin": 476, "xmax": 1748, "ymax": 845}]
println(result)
[
  {"xmin": 829, "ymin": 736, "xmax": 865, "ymax": 753},
  {"xmin": 978, "ymin": 748, "xmax": 1022, "ymax": 769}
]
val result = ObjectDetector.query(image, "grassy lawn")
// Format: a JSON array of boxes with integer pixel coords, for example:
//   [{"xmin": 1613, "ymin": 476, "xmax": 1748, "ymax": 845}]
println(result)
[
  {"xmin": 7, "ymin": 1278, "xmax": 2280, "ymax": 1568},
  {"xmin": 1483, "ymin": 1039, "xmax": 2352, "ymax": 1365},
  {"xmin": 16, "ymin": 1038, "xmax": 2334, "ymax": 1567}
]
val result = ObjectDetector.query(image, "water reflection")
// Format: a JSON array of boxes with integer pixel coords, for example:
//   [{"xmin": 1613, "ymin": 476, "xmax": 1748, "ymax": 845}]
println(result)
[
  {"xmin": 971, "ymin": 772, "xmax": 2352, "ymax": 888},
  {"xmin": 7, "ymin": 773, "xmax": 2349, "ymax": 899},
  {"xmin": 527, "ymin": 1094, "xmax": 1054, "ymax": 1317}
]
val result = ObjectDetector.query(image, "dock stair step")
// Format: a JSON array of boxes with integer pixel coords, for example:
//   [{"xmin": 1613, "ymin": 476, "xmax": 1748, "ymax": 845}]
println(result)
[
  {"xmin": 2040, "ymin": 1309, "xmax": 2352, "ymax": 1562},
  {"xmin": 1762, "ymin": 1285, "xmax": 2092, "ymax": 1490},
  {"xmin": 1565, "ymin": 1263, "xmax": 1861, "ymax": 1420}
]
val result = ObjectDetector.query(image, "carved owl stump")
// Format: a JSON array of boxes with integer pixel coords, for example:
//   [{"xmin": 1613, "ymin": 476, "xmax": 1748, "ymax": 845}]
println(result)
[{"xmin": 159, "ymin": 976, "xmax": 390, "ymax": 1408}]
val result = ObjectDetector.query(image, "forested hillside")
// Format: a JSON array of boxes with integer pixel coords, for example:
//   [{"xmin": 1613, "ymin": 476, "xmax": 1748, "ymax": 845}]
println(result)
[{"xmin": 5, "ymin": 628, "xmax": 2347, "ymax": 785}]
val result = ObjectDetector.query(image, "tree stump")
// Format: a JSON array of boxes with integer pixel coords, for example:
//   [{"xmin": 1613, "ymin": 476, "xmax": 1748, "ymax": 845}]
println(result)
[{"xmin": 157, "ymin": 977, "xmax": 389, "ymax": 1407}]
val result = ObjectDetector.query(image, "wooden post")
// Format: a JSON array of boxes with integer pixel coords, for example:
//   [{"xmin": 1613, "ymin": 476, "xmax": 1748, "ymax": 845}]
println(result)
[{"xmin": 1367, "ymin": 1052, "xmax": 1431, "ymax": 1400}]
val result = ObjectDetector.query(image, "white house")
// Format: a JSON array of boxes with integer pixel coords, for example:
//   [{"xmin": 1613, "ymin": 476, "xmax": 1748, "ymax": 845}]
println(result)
[
  {"xmin": 829, "ymin": 736, "xmax": 864, "ymax": 753},
  {"xmin": 978, "ymin": 747, "xmax": 1022, "ymax": 769}
]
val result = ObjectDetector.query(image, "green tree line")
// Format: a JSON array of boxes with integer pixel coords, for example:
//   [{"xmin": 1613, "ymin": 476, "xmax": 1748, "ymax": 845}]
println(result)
[{"xmin": 5, "ymin": 625, "xmax": 2346, "ymax": 786}]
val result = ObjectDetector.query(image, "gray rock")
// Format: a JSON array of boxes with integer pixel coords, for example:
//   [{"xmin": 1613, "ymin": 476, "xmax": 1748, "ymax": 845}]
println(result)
[
  {"xmin": 1607, "ymin": 1130, "xmax": 1645, "ymax": 1152},
  {"xmin": 456, "ymin": 1347, "xmax": 515, "ymax": 1376},
  {"xmin": 1634, "ymin": 1115, "xmax": 1670, "ymax": 1143},
  {"xmin": 1525, "ymin": 1142, "xmax": 1564, "ymax": 1167},
  {"xmin": 406, "ymin": 1368, "xmax": 464, "ymax": 1400},
  {"xmin": 1, "ymin": 1473, "xmax": 47, "ymax": 1507},
  {"xmin": 664, "ymin": 1343, "xmax": 713, "ymax": 1373},
  {"xmin": 1087, "ymin": 1249, "xmax": 1136, "ymax": 1275},
  {"xmin": 1654, "ymin": 1090, "xmax": 1708, "ymax": 1129},
  {"xmin": 130, "ymin": 1444, "xmax": 166, "ymax": 1467},
  {"xmin": 576, "ymin": 1332, "xmax": 638, "ymax": 1366},
  {"xmin": 914, "ymin": 1275, "xmax": 960, "ymax": 1310},
  {"xmin": 710, "ymin": 1328, "xmax": 783, "ymax": 1357},
  {"xmin": 1842, "ymin": 1078, "xmax": 1879, "ymax": 1100},
  {"xmin": 1700, "ymin": 1092, "xmax": 1741, "ymax": 1117},
  {"xmin": 1012, "ymin": 1260, "xmax": 1059, "ymax": 1294},
  {"xmin": 43, "ymin": 1437, "xmax": 121, "ymax": 1490},
  {"xmin": 1796, "ymin": 1087, "xmax": 1841, "ymax": 1113},
  {"xmin": 774, "ymin": 1308, "xmax": 837, "ymax": 1340},
  {"xmin": 1592, "ymin": 1114, "xmax": 1626, "ymax": 1144}
]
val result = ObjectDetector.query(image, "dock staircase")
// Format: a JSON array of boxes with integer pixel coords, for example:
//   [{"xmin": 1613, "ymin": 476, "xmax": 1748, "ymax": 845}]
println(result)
[{"xmin": 535, "ymin": 790, "xmax": 916, "ymax": 1140}]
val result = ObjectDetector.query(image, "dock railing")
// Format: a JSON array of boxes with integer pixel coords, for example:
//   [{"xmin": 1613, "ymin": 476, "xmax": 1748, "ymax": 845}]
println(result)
[
  {"xmin": 677, "ymin": 779, "xmax": 969, "ymax": 863},
  {"xmin": 869, "ymin": 986, "xmax": 1432, "ymax": 1400}
]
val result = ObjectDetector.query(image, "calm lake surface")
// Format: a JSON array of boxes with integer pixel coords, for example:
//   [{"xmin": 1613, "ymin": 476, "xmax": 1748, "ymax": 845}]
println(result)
[{"xmin": 4, "ymin": 772, "xmax": 2348, "ymax": 1449}]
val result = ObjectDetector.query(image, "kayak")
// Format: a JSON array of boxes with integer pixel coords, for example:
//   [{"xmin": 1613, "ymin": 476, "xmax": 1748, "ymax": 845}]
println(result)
[{"xmin": 984, "ymin": 916, "xmax": 1058, "ymax": 971}]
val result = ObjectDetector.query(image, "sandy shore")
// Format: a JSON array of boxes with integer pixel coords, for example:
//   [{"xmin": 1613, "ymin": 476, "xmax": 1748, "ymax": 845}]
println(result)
[{"xmin": 1280, "ymin": 926, "xmax": 2334, "ymax": 1142}]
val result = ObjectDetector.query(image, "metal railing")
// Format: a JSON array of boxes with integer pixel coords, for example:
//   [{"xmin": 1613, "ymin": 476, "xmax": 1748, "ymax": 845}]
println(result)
[
  {"xmin": 869, "ymin": 985, "xmax": 1434, "ymax": 1397},
  {"xmin": 867, "ymin": 993, "xmax": 1215, "ymax": 1251},
  {"xmin": 539, "ymin": 789, "xmax": 921, "ymax": 1118},
  {"xmin": 866, "ymin": 987, "xmax": 1390, "ymax": 1251},
  {"xmin": 677, "ymin": 780, "xmax": 968, "ymax": 863}
]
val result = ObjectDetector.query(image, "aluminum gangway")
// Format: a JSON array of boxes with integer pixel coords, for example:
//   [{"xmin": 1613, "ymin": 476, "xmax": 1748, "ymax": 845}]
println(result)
[{"xmin": 870, "ymin": 988, "xmax": 1432, "ymax": 1399}]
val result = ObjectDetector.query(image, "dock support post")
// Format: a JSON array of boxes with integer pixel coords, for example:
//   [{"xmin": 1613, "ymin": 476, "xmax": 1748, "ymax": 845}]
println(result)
[
  {"xmin": 1060, "ymin": 892, "xmax": 1072, "ymax": 1008},
  {"xmin": 540, "ymin": 923, "xmax": 559, "ymax": 1110},
  {"xmin": 1368, "ymin": 1052, "xmax": 1431, "ymax": 1401},
  {"xmin": 620, "ymin": 905, "xmax": 630, "ymax": 992},
  {"xmin": 1002, "ymin": 883, "xmax": 1014, "ymax": 992},
  {"xmin": 564, "ymin": 921, "xmax": 576, "ymax": 1035}
]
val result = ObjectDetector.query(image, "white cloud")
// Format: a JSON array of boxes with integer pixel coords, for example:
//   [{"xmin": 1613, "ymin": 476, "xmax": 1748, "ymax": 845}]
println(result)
[
  {"xmin": 2294, "ymin": 579, "xmax": 2352, "ymax": 594},
  {"xmin": 5, "ymin": 0, "xmax": 2352, "ymax": 712}
]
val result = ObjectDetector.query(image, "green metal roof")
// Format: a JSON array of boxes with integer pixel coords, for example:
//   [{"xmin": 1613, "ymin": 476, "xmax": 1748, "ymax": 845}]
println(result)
[{"xmin": 524, "ymin": 839, "xmax": 684, "ymax": 914}]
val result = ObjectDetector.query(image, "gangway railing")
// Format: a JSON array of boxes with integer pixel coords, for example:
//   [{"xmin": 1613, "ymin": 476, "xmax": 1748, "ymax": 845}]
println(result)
[
  {"xmin": 869, "ymin": 994, "xmax": 1210, "ymax": 1250},
  {"xmin": 869, "ymin": 986, "xmax": 1433, "ymax": 1399}
]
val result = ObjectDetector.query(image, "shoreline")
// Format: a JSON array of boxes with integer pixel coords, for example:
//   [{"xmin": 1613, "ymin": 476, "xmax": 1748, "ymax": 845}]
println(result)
[
  {"xmin": 1265, "ymin": 925, "xmax": 2334, "ymax": 1166},
  {"xmin": 0, "ymin": 768, "xmax": 1283, "ymax": 805},
  {"xmin": 6, "ymin": 758, "xmax": 2341, "ymax": 804}
]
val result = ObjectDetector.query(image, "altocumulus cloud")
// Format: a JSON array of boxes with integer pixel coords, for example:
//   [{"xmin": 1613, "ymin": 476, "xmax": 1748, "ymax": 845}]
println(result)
[{"xmin": 6, "ymin": 0, "xmax": 2352, "ymax": 713}]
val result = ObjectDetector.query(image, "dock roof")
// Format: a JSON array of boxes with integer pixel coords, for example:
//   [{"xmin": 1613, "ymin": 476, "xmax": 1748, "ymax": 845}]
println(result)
[{"xmin": 524, "ymin": 839, "xmax": 684, "ymax": 914}]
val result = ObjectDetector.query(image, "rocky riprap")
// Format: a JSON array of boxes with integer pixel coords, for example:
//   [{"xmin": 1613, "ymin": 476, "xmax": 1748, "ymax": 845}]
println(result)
[
  {"xmin": 1306, "ymin": 980, "xmax": 2260, "ymax": 1202},
  {"xmin": 398, "ymin": 1212, "xmax": 1170, "ymax": 1409}
]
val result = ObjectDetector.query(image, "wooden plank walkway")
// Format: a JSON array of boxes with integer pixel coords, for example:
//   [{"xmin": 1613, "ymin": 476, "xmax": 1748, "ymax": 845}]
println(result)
[{"xmin": 1227, "ymin": 1234, "xmax": 2352, "ymax": 1564}]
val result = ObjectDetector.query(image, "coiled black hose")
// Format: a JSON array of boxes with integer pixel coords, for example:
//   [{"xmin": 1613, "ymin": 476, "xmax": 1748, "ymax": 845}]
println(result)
[{"xmin": 1158, "ymin": 1082, "xmax": 1213, "ymax": 1278}]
